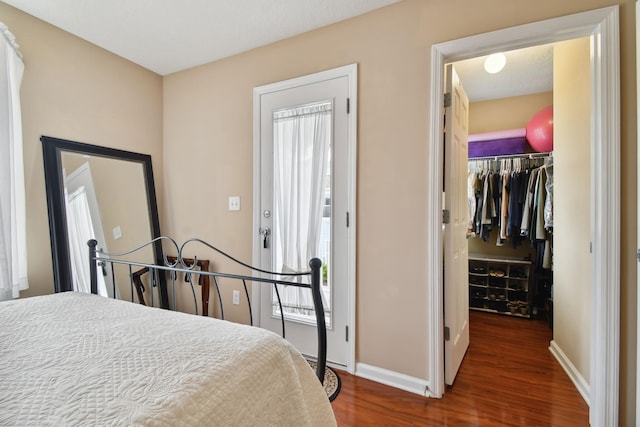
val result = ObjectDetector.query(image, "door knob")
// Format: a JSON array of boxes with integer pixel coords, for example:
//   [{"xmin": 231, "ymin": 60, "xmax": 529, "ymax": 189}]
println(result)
[{"xmin": 259, "ymin": 227, "xmax": 271, "ymax": 248}]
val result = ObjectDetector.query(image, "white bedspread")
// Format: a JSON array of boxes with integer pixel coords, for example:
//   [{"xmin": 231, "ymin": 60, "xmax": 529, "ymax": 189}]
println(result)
[{"xmin": 0, "ymin": 292, "xmax": 336, "ymax": 426}]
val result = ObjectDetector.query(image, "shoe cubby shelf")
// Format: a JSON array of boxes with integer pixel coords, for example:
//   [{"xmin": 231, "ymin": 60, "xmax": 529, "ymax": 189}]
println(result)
[{"xmin": 468, "ymin": 255, "xmax": 532, "ymax": 318}]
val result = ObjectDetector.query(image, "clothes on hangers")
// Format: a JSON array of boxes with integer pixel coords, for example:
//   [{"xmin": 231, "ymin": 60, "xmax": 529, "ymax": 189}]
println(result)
[
  {"xmin": 520, "ymin": 168, "xmax": 539, "ymax": 237},
  {"xmin": 543, "ymin": 162, "xmax": 554, "ymax": 230},
  {"xmin": 499, "ymin": 172, "xmax": 509, "ymax": 243},
  {"xmin": 467, "ymin": 172, "xmax": 477, "ymax": 234},
  {"xmin": 467, "ymin": 155, "xmax": 554, "ymax": 270}
]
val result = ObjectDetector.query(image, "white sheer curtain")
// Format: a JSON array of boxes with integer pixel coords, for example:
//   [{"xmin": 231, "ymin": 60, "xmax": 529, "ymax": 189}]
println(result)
[
  {"xmin": 0, "ymin": 22, "xmax": 27, "ymax": 301},
  {"xmin": 66, "ymin": 186, "xmax": 107, "ymax": 296},
  {"xmin": 272, "ymin": 101, "xmax": 331, "ymax": 318}
]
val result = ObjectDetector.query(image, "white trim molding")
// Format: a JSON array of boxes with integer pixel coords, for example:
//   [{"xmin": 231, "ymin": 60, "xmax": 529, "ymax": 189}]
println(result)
[
  {"xmin": 550, "ymin": 340, "xmax": 591, "ymax": 405},
  {"xmin": 426, "ymin": 44, "xmax": 446, "ymax": 399},
  {"xmin": 427, "ymin": 6, "xmax": 620, "ymax": 426},
  {"xmin": 636, "ymin": 2, "xmax": 640, "ymax": 424},
  {"xmin": 356, "ymin": 363, "xmax": 433, "ymax": 398},
  {"xmin": 587, "ymin": 7, "xmax": 621, "ymax": 427}
]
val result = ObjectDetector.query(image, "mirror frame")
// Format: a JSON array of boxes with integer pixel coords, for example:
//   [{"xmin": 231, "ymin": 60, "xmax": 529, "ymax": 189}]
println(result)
[{"xmin": 41, "ymin": 135, "xmax": 168, "ymax": 308}]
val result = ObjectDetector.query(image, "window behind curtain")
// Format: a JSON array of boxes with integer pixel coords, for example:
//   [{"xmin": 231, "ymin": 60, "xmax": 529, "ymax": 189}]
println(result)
[{"xmin": 271, "ymin": 101, "xmax": 332, "ymax": 325}]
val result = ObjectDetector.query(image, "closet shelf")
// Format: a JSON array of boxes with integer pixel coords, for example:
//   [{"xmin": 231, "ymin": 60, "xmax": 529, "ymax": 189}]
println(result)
[
  {"xmin": 468, "ymin": 256, "xmax": 533, "ymax": 318},
  {"xmin": 468, "ymin": 151, "xmax": 553, "ymax": 162}
]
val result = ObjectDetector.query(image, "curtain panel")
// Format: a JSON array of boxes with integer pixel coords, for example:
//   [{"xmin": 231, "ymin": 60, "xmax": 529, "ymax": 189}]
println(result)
[
  {"xmin": 0, "ymin": 22, "xmax": 27, "ymax": 301},
  {"xmin": 272, "ymin": 102, "xmax": 331, "ymax": 317},
  {"xmin": 66, "ymin": 186, "xmax": 108, "ymax": 297}
]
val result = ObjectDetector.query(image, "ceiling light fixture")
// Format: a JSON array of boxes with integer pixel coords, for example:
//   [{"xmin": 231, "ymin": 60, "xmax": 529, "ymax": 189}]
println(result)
[{"xmin": 484, "ymin": 53, "xmax": 506, "ymax": 74}]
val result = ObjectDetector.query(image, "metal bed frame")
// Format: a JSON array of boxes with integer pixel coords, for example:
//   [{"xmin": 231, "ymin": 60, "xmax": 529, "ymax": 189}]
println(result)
[{"xmin": 88, "ymin": 236, "xmax": 327, "ymax": 383}]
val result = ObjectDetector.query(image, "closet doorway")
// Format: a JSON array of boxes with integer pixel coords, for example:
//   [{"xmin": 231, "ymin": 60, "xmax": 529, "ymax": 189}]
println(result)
[
  {"xmin": 454, "ymin": 38, "xmax": 586, "ymax": 387},
  {"xmin": 427, "ymin": 7, "xmax": 620, "ymax": 426}
]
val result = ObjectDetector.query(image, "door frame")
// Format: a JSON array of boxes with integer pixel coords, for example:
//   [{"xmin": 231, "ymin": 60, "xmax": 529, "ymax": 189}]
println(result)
[
  {"xmin": 252, "ymin": 64, "xmax": 358, "ymax": 374},
  {"xmin": 636, "ymin": 2, "xmax": 640, "ymax": 424},
  {"xmin": 426, "ymin": 6, "xmax": 620, "ymax": 426}
]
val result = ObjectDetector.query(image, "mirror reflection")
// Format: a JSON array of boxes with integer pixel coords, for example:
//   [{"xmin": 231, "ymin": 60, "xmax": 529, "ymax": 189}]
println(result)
[
  {"xmin": 61, "ymin": 152, "xmax": 153, "ymax": 300},
  {"xmin": 41, "ymin": 136, "xmax": 168, "ymax": 308}
]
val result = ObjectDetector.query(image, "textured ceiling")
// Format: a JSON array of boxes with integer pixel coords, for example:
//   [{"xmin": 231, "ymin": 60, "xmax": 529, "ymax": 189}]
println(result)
[
  {"xmin": 3, "ymin": 0, "xmax": 552, "ymax": 99},
  {"xmin": 2, "ymin": 0, "xmax": 402, "ymax": 75},
  {"xmin": 454, "ymin": 44, "xmax": 554, "ymax": 102}
]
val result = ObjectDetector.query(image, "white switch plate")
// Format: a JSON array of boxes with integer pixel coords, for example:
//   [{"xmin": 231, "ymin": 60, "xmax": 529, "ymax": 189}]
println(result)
[
  {"xmin": 112, "ymin": 226, "xmax": 122, "ymax": 240},
  {"xmin": 228, "ymin": 196, "xmax": 240, "ymax": 211},
  {"xmin": 232, "ymin": 290, "xmax": 240, "ymax": 305}
]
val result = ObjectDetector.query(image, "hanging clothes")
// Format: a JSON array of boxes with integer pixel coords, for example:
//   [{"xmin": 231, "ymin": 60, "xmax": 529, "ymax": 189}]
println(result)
[
  {"xmin": 499, "ymin": 172, "xmax": 509, "ymax": 241},
  {"xmin": 467, "ymin": 155, "xmax": 553, "ymax": 270},
  {"xmin": 543, "ymin": 162, "xmax": 554, "ymax": 230},
  {"xmin": 520, "ymin": 168, "xmax": 539, "ymax": 237},
  {"xmin": 467, "ymin": 171, "xmax": 477, "ymax": 235}
]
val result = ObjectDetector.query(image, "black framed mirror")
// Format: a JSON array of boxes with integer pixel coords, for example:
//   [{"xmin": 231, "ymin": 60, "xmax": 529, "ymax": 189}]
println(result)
[{"xmin": 41, "ymin": 135, "xmax": 168, "ymax": 308}]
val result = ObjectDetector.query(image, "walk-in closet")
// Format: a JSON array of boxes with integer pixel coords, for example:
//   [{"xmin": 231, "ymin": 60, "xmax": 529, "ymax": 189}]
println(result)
[
  {"xmin": 467, "ymin": 152, "xmax": 553, "ymax": 320},
  {"xmin": 447, "ymin": 35, "xmax": 592, "ymax": 405}
]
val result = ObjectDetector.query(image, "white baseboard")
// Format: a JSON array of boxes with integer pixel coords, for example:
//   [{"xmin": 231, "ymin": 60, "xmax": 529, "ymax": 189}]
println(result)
[
  {"xmin": 355, "ymin": 363, "xmax": 432, "ymax": 397},
  {"xmin": 549, "ymin": 340, "xmax": 590, "ymax": 405}
]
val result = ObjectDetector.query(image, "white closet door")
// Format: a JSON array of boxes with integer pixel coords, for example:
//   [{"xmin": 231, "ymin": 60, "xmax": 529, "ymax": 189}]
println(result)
[{"xmin": 444, "ymin": 63, "xmax": 470, "ymax": 385}]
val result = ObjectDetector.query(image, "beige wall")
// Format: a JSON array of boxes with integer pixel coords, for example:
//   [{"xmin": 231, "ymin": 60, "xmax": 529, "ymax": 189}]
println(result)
[
  {"xmin": 0, "ymin": 2, "xmax": 164, "ymax": 298},
  {"xmin": 469, "ymin": 92, "xmax": 554, "ymax": 135},
  {"xmin": 468, "ymin": 92, "xmax": 553, "ymax": 260},
  {"xmin": 164, "ymin": 1, "xmax": 636, "ymax": 424},
  {"xmin": 554, "ymin": 38, "xmax": 592, "ymax": 383},
  {"xmin": 3, "ymin": 0, "xmax": 637, "ymax": 423}
]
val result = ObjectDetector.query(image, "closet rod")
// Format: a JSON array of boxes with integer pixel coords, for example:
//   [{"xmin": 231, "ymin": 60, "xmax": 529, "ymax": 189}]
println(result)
[{"xmin": 469, "ymin": 151, "xmax": 553, "ymax": 162}]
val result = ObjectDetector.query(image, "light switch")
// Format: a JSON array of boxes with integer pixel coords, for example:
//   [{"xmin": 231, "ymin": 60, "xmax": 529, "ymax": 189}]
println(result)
[
  {"xmin": 113, "ymin": 226, "xmax": 122, "ymax": 240},
  {"xmin": 228, "ymin": 196, "xmax": 241, "ymax": 211}
]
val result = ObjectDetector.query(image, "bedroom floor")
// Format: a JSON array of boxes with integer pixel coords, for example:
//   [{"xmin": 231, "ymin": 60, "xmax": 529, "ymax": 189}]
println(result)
[{"xmin": 330, "ymin": 310, "xmax": 589, "ymax": 426}]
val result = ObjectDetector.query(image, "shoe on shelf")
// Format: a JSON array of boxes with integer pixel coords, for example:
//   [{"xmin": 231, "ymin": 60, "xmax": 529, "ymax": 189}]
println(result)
[
  {"xmin": 510, "ymin": 268, "xmax": 527, "ymax": 278},
  {"xmin": 508, "ymin": 303, "xmax": 518, "ymax": 314},
  {"xmin": 518, "ymin": 302, "xmax": 529, "ymax": 315},
  {"xmin": 471, "ymin": 266, "xmax": 487, "ymax": 274},
  {"xmin": 470, "ymin": 277, "xmax": 485, "ymax": 285}
]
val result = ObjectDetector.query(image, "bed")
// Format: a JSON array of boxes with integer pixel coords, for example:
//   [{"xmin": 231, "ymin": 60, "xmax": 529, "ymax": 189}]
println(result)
[{"xmin": 0, "ymin": 237, "xmax": 336, "ymax": 426}]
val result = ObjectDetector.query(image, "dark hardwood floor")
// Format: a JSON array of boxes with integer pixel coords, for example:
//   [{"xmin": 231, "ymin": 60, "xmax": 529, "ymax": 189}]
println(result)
[{"xmin": 331, "ymin": 310, "xmax": 589, "ymax": 426}]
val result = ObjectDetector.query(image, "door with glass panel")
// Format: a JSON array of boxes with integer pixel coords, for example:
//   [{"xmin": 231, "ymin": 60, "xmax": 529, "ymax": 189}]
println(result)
[{"xmin": 256, "ymin": 73, "xmax": 350, "ymax": 367}]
